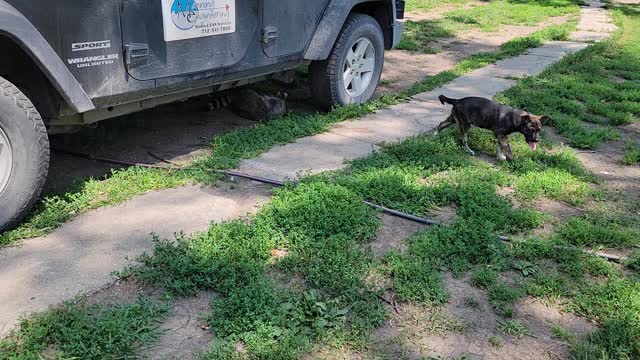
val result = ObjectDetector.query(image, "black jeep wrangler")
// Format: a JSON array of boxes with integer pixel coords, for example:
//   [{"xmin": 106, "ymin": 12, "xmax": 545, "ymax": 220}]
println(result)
[{"xmin": 0, "ymin": 0, "xmax": 404, "ymax": 231}]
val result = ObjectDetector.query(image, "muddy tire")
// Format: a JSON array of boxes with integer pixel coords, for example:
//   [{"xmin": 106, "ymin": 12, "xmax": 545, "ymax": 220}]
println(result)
[
  {"xmin": 310, "ymin": 13, "xmax": 385, "ymax": 110},
  {"xmin": 0, "ymin": 76, "xmax": 50, "ymax": 232}
]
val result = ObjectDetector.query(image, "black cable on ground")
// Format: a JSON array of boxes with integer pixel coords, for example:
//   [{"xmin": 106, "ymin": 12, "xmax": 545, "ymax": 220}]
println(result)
[{"xmin": 53, "ymin": 148, "xmax": 626, "ymax": 263}]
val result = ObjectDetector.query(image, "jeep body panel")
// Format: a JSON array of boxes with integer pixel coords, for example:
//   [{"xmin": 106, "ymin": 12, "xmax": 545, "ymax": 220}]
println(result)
[
  {"xmin": 262, "ymin": 0, "xmax": 329, "ymax": 58},
  {"xmin": 0, "ymin": 0, "xmax": 94, "ymax": 113},
  {"xmin": 304, "ymin": 0, "xmax": 402, "ymax": 60},
  {"xmin": 1, "ymin": 0, "xmax": 402, "ymax": 118}
]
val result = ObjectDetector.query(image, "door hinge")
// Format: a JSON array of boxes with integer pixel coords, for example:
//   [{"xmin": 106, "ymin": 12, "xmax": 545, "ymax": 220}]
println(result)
[
  {"xmin": 262, "ymin": 27, "xmax": 279, "ymax": 44},
  {"xmin": 125, "ymin": 43, "xmax": 149, "ymax": 68}
]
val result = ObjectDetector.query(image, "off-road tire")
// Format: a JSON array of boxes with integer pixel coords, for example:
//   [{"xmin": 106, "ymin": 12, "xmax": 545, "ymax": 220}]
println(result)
[
  {"xmin": 310, "ymin": 13, "xmax": 385, "ymax": 110},
  {"xmin": 0, "ymin": 76, "xmax": 50, "ymax": 232}
]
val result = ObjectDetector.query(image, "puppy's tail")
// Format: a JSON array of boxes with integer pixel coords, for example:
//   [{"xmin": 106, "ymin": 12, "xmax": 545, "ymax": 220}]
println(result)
[{"xmin": 438, "ymin": 95, "xmax": 459, "ymax": 106}]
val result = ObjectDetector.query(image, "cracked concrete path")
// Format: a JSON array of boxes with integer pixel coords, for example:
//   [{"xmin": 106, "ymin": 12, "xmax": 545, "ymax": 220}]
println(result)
[
  {"xmin": 0, "ymin": 181, "xmax": 271, "ymax": 336},
  {"xmin": 0, "ymin": 0, "xmax": 614, "ymax": 341},
  {"xmin": 571, "ymin": 0, "xmax": 617, "ymax": 42}
]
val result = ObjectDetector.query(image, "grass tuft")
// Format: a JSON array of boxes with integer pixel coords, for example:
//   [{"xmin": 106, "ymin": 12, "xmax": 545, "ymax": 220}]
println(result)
[{"xmin": 0, "ymin": 298, "xmax": 169, "ymax": 360}]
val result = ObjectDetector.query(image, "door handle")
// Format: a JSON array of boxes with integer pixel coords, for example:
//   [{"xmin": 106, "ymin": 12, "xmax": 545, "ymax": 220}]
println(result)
[
  {"xmin": 262, "ymin": 27, "xmax": 279, "ymax": 44},
  {"xmin": 125, "ymin": 43, "xmax": 149, "ymax": 67}
]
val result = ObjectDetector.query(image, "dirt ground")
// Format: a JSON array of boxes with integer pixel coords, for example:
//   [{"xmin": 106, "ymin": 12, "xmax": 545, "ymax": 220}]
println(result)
[
  {"xmin": 378, "ymin": 15, "xmax": 570, "ymax": 94},
  {"xmin": 371, "ymin": 273, "xmax": 596, "ymax": 360}
]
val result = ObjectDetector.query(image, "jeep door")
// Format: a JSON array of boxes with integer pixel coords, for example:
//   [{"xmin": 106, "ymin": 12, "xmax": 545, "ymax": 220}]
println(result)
[
  {"xmin": 121, "ymin": 0, "xmax": 258, "ymax": 81},
  {"xmin": 261, "ymin": 0, "xmax": 329, "ymax": 58}
]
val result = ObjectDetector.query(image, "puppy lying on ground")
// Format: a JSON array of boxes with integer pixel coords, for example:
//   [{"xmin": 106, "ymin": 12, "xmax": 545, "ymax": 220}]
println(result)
[{"xmin": 435, "ymin": 95, "xmax": 549, "ymax": 161}]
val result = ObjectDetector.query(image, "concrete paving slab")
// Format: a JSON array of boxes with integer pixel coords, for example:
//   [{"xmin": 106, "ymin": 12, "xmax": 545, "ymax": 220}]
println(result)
[
  {"xmin": 0, "ymin": 181, "xmax": 271, "ymax": 336},
  {"xmin": 525, "ymin": 41, "xmax": 589, "ymax": 57},
  {"xmin": 329, "ymin": 101, "xmax": 448, "ymax": 144},
  {"xmin": 237, "ymin": 132, "xmax": 379, "ymax": 181},
  {"xmin": 413, "ymin": 73, "xmax": 516, "ymax": 102},
  {"xmin": 570, "ymin": 31, "xmax": 611, "ymax": 42},
  {"xmin": 471, "ymin": 54, "xmax": 560, "ymax": 79}
]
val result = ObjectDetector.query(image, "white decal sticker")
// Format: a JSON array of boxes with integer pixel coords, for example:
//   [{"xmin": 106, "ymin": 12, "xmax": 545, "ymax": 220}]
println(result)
[
  {"xmin": 72, "ymin": 40, "xmax": 112, "ymax": 52},
  {"xmin": 161, "ymin": 0, "xmax": 236, "ymax": 42},
  {"xmin": 67, "ymin": 54, "xmax": 119, "ymax": 68}
]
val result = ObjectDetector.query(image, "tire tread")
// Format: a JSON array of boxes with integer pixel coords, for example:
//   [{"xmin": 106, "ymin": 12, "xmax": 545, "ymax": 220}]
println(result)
[{"xmin": 0, "ymin": 76, "xmax": 50, "ymax": 231}]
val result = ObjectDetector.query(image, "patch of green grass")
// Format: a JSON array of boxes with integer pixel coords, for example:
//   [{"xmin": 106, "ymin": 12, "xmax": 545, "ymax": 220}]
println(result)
[
  {"xmin": 488, "ymin": 335, "xmax": 503, "ymax": 348},
  {"xmin": 446, "ymin": 0, "xmax": 579, "ymax": 32},
  {"xmin": 399, "ymin": 0, "xmax": 578, "ymax": 53},
  {"xmin": 552, "ymin": 325, "xmax": 575, "ymax": 344},
  {"xmin": 624, "ymin": 251, "xmax": 640, "ymax": 274},
  {"xmin": 623, "ymin": 141, "xmax": 640, "ymax": 165},
  {"xmin": 397, "ymin": 19, "xmax": 459, "ymax": 53},
  {"xmin": 556, "ymin": 213, "xmax": 640, "ymax": 248},
  {"xmin": 497, "ymin": 319, "xmax": 531, "ymax": 338},
  {"xmin": 489, "ymin": 284, "xmax": 523, "ymax": 308},
  {"xmin": 489, "ymin": 282, "xmax": 523, "ymax": 317},
  {"xmin": 571, "ymin": 277, "xmax": 640, "ymax": 359},
  {"xmin": 525, "ymin": 270, "xmax": 572, "ymax": 301},
  {"xmin": 463, "ymin": 296, "xmax": 480, "ymax": 309},
  {"xmin": 471, "ymin": 267, "xmax": 498, "ymax": 288},
  {"xmin": 500, "ymin": 8, "xmax": 640, "ymax": 149},
  {"xmin": 0, "ymin": 298, "xmax": 169, "ymax": 360},
  {"xmin": 0, "ymin": 167, "xmax": 189, "ymax": 248},
  {"xmin": 384, "ymin": 252, "xmax": 449, "ymax": 304},
  {"xmin": 514, "ymin": 168, "xmax": 593, "ymax": 205},
  {"xmin": 405, "ymin": 0, "xmax": 469, "ymax": 12}
]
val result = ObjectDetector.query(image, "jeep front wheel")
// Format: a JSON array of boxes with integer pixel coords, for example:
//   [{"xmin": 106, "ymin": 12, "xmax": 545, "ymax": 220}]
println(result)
[
  {"xmin": 310, "ymin": 13, "xmax": 385, "ymax": 110},
  {"xmin": 0, "ymin": 76, "xmax": 50, "ymax": 232}
]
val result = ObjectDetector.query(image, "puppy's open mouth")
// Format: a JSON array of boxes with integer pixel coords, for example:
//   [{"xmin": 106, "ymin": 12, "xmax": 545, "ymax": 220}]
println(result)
[{"xmin": 528, "ymin": 142, "xmax": 538, "ymax": 151}]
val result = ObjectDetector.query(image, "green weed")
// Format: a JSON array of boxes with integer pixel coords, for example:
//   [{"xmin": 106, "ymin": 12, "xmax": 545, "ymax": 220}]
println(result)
[
  {"xmin": 471, "ymin": 267, "xmax": 498, "ymax": 288},
  {"xmin": 623, "ymin": 141, "xmax": 640, "ymax": 165},
  {"xmin": 497, "ymin": 319, "xmax": 530, "ymax": 338},
  {"xmin": 552, "ymin": 325, "xmax": 575, "ymax": 344},
  {"xmin": 0, "ymin": 298, "xmax": 169, "ymax": 360}
]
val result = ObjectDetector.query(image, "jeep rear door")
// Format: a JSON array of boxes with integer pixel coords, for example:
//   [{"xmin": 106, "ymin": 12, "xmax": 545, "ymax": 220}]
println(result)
[
  {"xmin": 261, "ymin": 0, "xmax": 329, "ymax": 58},
  {"xmin": 121, "ymin": 0, "xmax": 258, "ymax": 81}
]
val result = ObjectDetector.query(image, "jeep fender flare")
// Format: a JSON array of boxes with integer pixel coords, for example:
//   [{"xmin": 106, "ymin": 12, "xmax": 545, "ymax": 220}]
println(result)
[
  {"xmin": 304, "ymin": 0, "xmax": 397, "ymax": 61},
  {"xmin": 0, "ymin": 1, "xmax": 94, "ymax": 113}
]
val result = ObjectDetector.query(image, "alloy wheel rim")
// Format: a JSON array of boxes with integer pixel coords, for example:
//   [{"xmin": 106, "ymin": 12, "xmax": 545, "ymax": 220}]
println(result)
[{"xmin": 343, "ymin": 37, "xmax": 376, "ymax": 97}]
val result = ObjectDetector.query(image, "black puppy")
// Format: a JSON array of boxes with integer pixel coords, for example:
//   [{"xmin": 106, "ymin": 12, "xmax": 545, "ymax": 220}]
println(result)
[{"xmin": 434, "ymin": 95, "xmax": 549, "ymax": 161}]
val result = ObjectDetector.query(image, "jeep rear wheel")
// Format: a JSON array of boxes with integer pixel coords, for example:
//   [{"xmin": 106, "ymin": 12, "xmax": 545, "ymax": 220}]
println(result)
[
  {"xmin": 310, "ymin": 13, "xmax": 385, "ymax": 110},
  {"xmin": 0, "ymin": 76, "xmax": 49, "ymax": 232}
]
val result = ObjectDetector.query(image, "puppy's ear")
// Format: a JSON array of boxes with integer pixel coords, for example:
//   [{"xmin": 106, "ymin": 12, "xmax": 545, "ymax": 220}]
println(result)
[
  {"xmin": 539, "ymin": 115, "xmax": 551, "ymax": 125},
  {"xmin": 520, "ymin": 114, "xmax": 532, "ymax": 123}
]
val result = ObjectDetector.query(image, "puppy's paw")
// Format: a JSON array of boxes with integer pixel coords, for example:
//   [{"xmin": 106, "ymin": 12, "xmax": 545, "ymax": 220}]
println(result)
[
  {"xmin": 497, "ymin": 154, "xmax": 507, "ymax": 162},
  {"xmin": 433, "ymin": 130, "xmax": 439, "ymax": 137},
  {"xmin": 468, "ymin": 150, "xmax": 476, "ymax": 156}
]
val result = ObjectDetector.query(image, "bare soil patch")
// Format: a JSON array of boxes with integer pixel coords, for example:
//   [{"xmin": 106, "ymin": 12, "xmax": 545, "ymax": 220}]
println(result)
[
  {"xmin": 379, "ymin": 16, "xmax": 571, "ymax": 94},
  {"xmin": 546, "ymin": 127, "xmax": 640, "ymax": 202},
  {"xmin": 371, "ymin": 274, "xmax": 595, "ymax": 359},
  {"xmin": 403, "ymin": 2, "xmax": 485, "ymax": 22},
  {"xmin": 140, "ymin": 292, "xmax": 216, "ymax": 360},
  {"xmin": 84, "ymin": 278, "xmax": 216, "ymax": 360},
  {"xmin": 368, "ymin": 213, "xmax": 428, "ymax": 258}
]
